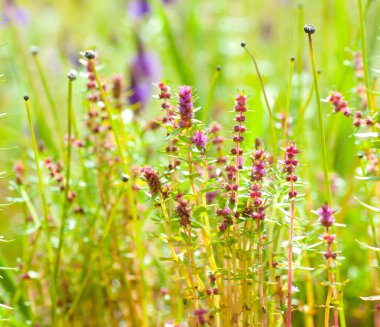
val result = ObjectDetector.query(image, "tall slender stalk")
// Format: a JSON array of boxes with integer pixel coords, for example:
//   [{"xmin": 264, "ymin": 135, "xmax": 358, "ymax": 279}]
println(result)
[
  {"xmin": 64, "ymin": 187, "xmax": 125, "ymax": 322},
  {"xmin": 305, "ymin": 27, "xmax": 331, "ymax": 204},
  {"xmin": 282, "ymin": 57, "xmax": 295, "ymax": 148},
  {"xmin": 286, "ymin": 195, "xmax": 295, "ymax": 327},
  {"xmin": 357, "ymin": 0, "xmax": 374, "ymax": 113},
  {"xmin": 297, "ymin": 4, "xmax": 304, "ymax": 111},
  {"xmin": 305, "ymin": 25, "xmax": 346, "ymax": 327},
  {"xmin": 85, "ymin": 51, "xmax": 148, "ymax": 326},
  {"xmin": 8, "ymin": 22, "xmax": 59, "ymax": 154},
  {"xmin": 241, "ymin": 43, "xmax": 277, "ymax": 160},
  {"xmin": 31, "ymin": 49, "xmax": 63, "ymax": 148},
  {"xmin": 202, "ymin": 66, "xmax": 221, "ymax": 123},
  {"xmin": 54, "ymin": 71, "xmax": 76, "ymax": 297},
  {"xmin": 257, "ymin": 220, "xmax": 267, "ymax": 326},
  {"xmin": 24, "ymin": 96, "xmax": 56, "ymax": 324}
]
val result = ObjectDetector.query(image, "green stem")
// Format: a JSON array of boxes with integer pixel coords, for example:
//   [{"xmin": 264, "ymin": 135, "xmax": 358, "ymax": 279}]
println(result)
[
  {"xmin": 306, "ymin": 33, "xmax": 332, "ymax": 204},
  {"xmin": 306, "ymin": 31, "xmax": 346, "ymax": 327},
  {"xmin": 297, "ymin": 4, "xmax": 304, "ymax": 109},
  {"xmin": 54, "ymin": 77, "xmax": 74, "ymax": 299},
  {"xmin": 358, "ymin": 0, "xmax": 374, "ymax": 113},
  {"xmin": 32, "ymin": 53, "xmax": 63, "ymax": 149},
  {"xmin": 202, "ymin": 66, "xmax": 221, "ymax": 122},
  {"xmin": 88, "ymin": 58, "xmax": 148, "ymax": 326},
  {"xmin": 63, "ymin": 187, "xmax": 124, "ymax": 322},
  {"xmin": 8, "ymin": 23, "xmax": 59, "ymax": 154},
  {"xmin": 242, "ymin": 45, "xmax": 277, "ymax": 160},
  {"xmin": 282, "ymin": 58, "xmax": 295, "ymax": 148},
  {"xmin": 24, "ymin": 97, "xmax": 56, "ymax": 324}
]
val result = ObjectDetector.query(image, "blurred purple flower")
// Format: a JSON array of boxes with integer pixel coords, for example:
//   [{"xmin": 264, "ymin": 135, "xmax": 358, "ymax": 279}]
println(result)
[
  {"xmin": 206, "ymin": 191, "xmax": 217, "ymax": 204},
  {"xmin": 128, "ymin": 79, "xmax": 151, "ymax": 107},
  {"xmin": 192, "ymin": 130, "xmax": 208, "ymax": 149},
  {"xmin": 2, "ymin": 0, "xmax": 29, "ymax": 25},
  {"xmin": 128, "ymin": 37, "xmax": 161, "ymax": 112},
  {"xmin": 127, "ymin": 0, "xmax": 151, "ymax": 18}
]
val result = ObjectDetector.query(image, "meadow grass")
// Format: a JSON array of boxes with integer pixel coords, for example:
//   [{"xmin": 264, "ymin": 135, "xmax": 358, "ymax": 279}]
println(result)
[{"xmin": 0, "ymin": 0, "xmax": 380, "ymax": 326}]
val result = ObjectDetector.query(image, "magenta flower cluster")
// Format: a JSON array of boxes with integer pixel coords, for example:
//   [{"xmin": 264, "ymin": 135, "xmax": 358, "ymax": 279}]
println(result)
[
  {"xmin": 209, "ymin": 121, "xmax": 226, "ymax": 164},
  {"xmin": 317, "ymin": 203, "xmax": 335, "ymax": 228},
  {"xmin": 192, "ymin": 130, "xmax": 208, "ymax": 150},
  {"xmin": 175, "ymin": 194, "xmax": 192, "ymax": 227},
  {"xmin": 177, "ymin": 86, "xmax": 194, "ymax": 128},
  {"xmin": 250, "ymin": 149, "xmax": 268, "ymax": 221},
  {"xmin": 140, "ymin": 166, "xmax": 162, "ymax": 194},
  {"xmin": 231, "ymin": 93, "xmax": 247, "ymax": 160},
  {"xmin": 328, "ymin": 91, "xmax": 375, "ymax": 128},
  {"xmin": 158, "ymin": 82, "xmax": 175, "ymax": 125},
  {"xmin": 283, "ymin": 142, "xmax": 299, "ymax": 199},
  {"xmin": 223, "ymin": 93, "xmax": 248, "ymax": 203},
  {"xmin": 216, "ymin": 206, "xmax": 232, "ymax": 231},
  {"xmin": 316, "ymin": 203, "xmax": 337, "ymax": 260},
  {"xmin": 194, "ymin": 308, "xmax": 208, "ymax": 325},
  {"xmin": 328, "ymin": 91, "xmax": 351, "ymax": 117}
]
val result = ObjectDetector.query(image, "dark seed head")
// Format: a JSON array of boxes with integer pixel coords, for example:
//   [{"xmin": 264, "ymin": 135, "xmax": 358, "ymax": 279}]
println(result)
[
  {"xmin": 84, "ymin": 50, "xmax": 96, "ymax": 60},
  {"xmin": 67, "ymin": 69, "xmax": 78, "ymax": 81},
  {"xmin": 240, "ymin": 42, "xmax": 246, "ymax": 48},
  {"xmin": 304, "ymin": 24, "xmax": 316, "ymax": 34},
  {"xmin": 121, "ymin": 174, "xmax": 130, "ymax": 182},
  {"xmin": 23, "ymin": 95, "xmax": 29, "ymax": 101},
  {"xmin": 357, "ymin": 152, "xmax": 364, "ymax": 159},
  {"xmin": 290, "ymin": 56, "xmax": 295, "ymax": 62},
  {"xmin": 216, "ymin": 65, "xmax": 221, "ymax": 71},
  {"xmin": 30, "ymin": 46, "xmax": 39, "ymax": 56}
]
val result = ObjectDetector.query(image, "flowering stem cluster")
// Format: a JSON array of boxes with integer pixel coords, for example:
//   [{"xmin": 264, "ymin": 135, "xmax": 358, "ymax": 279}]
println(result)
[
  {"xmin": 316, "ymin": 204, "xmax": 339, "ymax": 327},
  {"xmin": 283, "ymin": 142, "xmax": 299, "ymax": 327}
]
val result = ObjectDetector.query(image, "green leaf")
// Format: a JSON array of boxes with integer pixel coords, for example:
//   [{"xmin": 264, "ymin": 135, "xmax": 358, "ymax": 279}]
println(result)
[
  {"xmin": 355, "ymin": 175, "xmax": 380, "ymax": 181},
  {"xmin": 191, "ymin": 219, "xmax": 205, "ymax": 229},
  {"xmin": 165, "ymin": 128, "xmax": 182, "ymax": 141},
  {"xmin": 294, "ymin": 265, "xmax": 315, "ymax": 271},
  {"xmin": 159, "ymin": 256, "xmax": 178, "ymax": 262},
  {"xmin": 355, "ymin": 239, "xmax": 380, "ymax": 252},
  {"xmin": 355, "ymin": 132, "xmax": 380, "ymax": 138},
  {"xmin": 355, "ymin": 197, "xmax": 380, "ymax": 213},
  {"xmin": 193, "ymin": 206, "xmax": 207, "ymax": 216},
  {"xmin": 360, "ymin": 295, "xmax": 380, "ymax": 301}
]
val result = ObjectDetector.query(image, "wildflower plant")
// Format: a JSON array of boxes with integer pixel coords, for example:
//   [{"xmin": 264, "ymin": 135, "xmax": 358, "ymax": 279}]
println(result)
[
  {"xmin": 3, "ymin": 3, "xmax": 380, "ymax": 326},
  {"xmin": 138, "ymin": 83, "xmax": 312, "ymax": 326}
]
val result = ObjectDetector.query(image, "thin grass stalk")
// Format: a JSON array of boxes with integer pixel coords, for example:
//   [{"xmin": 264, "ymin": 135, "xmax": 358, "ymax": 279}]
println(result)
[
  {"xmin": 241, "ymin": 44, "xmax": 277, "ymax": 160},
  {"xmin": 358, "ymin": 0, "xmax": 374, "ymax": 113},
  {"xmin": 63, "ymin": 187, "xmax": 125, "ymax": 323},
  {"xmin": 286, "ymin": 185, "xmax": 295, "ymax": 327},
  {"xmin": 158, "ymin": 193, "xmax": 199, "ymax": 324},
  {"xmin": 24, "ymin": 96, "xmax": 56, "ymax": 324},
  {"xmin": 183, "ymin": 128, "xmax": 205, "ymax": 292},
  {"xmin": 201, "ymin": 157, "xmax": 223, "ymax": 324},
  {"xmin": 31, "ymin": 52, "xmax": 63, "ymax": 148},
  {"xmin": 202, "ymin": 66, "xmax": 221, "ymax": 123},
  {"xmin": 54, "ymin": 76, "xmax": 74, "ymax": 294},
  {"xmin": 69, "ymin": 89, "xmax": 91, "ymax": 197},
  {"xmin": 305, "ymin": 27, "xmax": 346, "ymax": 327},
  {"xmin": 304, "ymin": 256, "xmax": 316, "ymax": 327},
  {"xmin": 88, "ymin": 57, "xmax": 148, "ymax": 326},
  {"xmin": 257, "ymin": 220, "xmax": 267, "ymax": 326},
  {"xmin": 282, "ymin": 58, "xmax": 295, "ymax": 148},
  {"xmin": 8, "ymin": 22, "xmax": 59, "ymax": 154},
  {"xmin": 266, "ymin": 191, "xmax": 281, "ymax": 326},
  {"xmin": 297, "ymin": 4, "xmax": 304, "ymax": 112},
  {"xmin": 306, "ymin": 31, "xmax": 331, "ymax": 204}
]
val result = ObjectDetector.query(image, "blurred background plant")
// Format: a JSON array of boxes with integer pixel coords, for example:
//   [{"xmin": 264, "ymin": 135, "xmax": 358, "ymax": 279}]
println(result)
[{"xmin": 0, "ymin": 0, "xmax": 380, "ymax": 326}]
